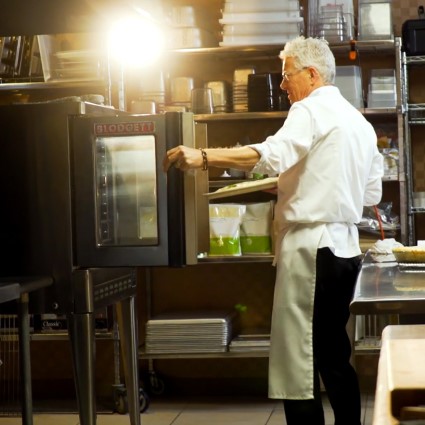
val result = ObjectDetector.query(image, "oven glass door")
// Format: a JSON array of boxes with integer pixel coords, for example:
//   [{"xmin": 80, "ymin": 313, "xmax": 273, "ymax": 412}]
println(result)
[
  {"xmin": 95, "ymin": 134, "xmax": 158, "ymax": 247},
  {"xmin": 71, "ymin": 114, "xmax": 172, "ymax": 267}
]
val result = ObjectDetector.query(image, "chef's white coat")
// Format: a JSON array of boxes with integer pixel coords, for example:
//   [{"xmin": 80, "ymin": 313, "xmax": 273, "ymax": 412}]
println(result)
[{"xmin": 248, "ymin": 85, "xmax": 384, "ymax": 399}]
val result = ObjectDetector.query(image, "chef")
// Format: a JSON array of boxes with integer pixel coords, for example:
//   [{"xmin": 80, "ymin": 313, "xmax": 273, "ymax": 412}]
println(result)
[{"xmin": 163, "ymin": 36, "xmax": 383, "ymax": 425}]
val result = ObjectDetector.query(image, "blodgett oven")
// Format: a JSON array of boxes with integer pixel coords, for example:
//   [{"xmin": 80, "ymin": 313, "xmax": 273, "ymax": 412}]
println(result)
[{"xmin": 0, "ymin": 101, "xmax": 202, "ymax": 425}]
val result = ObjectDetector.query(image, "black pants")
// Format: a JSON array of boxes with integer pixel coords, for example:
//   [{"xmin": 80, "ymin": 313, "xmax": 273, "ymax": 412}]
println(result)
[{"xmin": 283, "ymin": 247, "xmax": 362, "ymax": 425}]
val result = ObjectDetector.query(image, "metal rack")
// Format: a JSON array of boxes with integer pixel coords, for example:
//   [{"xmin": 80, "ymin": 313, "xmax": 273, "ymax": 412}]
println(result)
[
  {"xmin": 137, "ymin": 40, "xmax": 407, "ymax": 393},
  {"xmin": 400, "ymin": 53, "xmax": 425, "ymax": 245}
]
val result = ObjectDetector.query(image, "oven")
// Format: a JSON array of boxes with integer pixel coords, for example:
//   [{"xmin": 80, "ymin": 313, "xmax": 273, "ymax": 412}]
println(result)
[{"xmin": 0, "ymin": 100, "xmax": 204, "ymax": 425}]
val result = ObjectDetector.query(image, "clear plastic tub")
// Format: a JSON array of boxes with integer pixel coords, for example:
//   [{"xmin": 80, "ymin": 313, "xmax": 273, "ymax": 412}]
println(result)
[
  {"xmin": 167, "ymin": 27, "xmax": 217, "ymax": 49},
  {"xmin": 367, "ymin": 98, "xmax": 396, "ymax": 108},
  {"xmin": 223, "ymin": 22, "xmax": 301, "ymax": 36},
  {"xmin": 335, "ymin": 65, "xmax": 363, "ymax": 105},
  {"xmin": 223, "ymin": 0, "xmax": 300, "ymax": 13},
  {"xmin": 221, "ymin": 34, "xmax": 298, "ymax": 46},
  {"xmin": 369, "ymin": 82, "xmax": 396, "ymax": 92},
  {"xmin": 370, "ymin": 68, "xmax": 396, "ymax": 84},
  {"xmin": 169, "ymin": 6, "xmax": 197, "ymax": 27},
  {"xmin": 368, "ymin": 91, "xmax": 396, "ymax": 108},
  {"xmin": 220, "ymin": 13, "xmax": 304, "ymax": 24}
]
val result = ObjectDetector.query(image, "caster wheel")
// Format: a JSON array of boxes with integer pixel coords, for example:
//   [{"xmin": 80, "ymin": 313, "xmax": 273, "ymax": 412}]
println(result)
[
  {"xmin": 139, "ymin": 387, "xmax": 150, "ymax": 413},
  {"xmin": 115, "ymin": 394, "xmax": 128, "ymax": 415},
  {"xmin": 149, "ymin": 373, "xmax": 165, "ymax": 395},
  {"xmin": 113, "ymin": 385, "xmax": 128, "ymax": 414}
]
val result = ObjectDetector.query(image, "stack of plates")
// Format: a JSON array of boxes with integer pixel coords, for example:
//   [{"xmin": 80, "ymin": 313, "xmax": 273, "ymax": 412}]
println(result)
[
  {"xmin": 219, "ymin": 0, "xmax": 303, "ymax": 47},
  {"xmin": 233, "ymin": 67, "xmax": 255, "ymax": 112},
  {"xmin": 145, "ymin": 311, "xmax": 236, "ymax": 354}
]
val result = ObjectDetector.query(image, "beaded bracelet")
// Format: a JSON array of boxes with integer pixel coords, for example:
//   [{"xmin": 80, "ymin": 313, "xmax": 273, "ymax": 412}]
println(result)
[{"xmin": 199, "ymin": 148, "xmax": 208, "ymax": 171}]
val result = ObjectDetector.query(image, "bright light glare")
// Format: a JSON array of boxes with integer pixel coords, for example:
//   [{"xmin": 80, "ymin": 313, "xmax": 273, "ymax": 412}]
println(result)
[{"xmin": 108, "ymin": 16, "xmax": 165, "ymax": 68}]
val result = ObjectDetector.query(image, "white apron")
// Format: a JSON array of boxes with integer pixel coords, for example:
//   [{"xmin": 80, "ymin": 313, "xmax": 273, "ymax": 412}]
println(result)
[{"xmin": 268, "ymin": 222, "xmax": 326, "ymax": 400}]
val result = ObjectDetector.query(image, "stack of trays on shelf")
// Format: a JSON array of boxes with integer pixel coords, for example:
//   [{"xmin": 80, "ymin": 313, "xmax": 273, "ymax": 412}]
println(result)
[
  {"xmin": 219, "ymin": 0, "xmax": 304, "ymax": 47},
  {"xmin": 335, "ymin": 65, "xmax": 364, "ymax": 108},
  {"xmin": 233, "ymin": 66, "xmax": 256, "ymax": 112},
  {"xmin": 367, "ymin": 69, "xmax": 396, "ymax": 108},
  {"xmin": 229, "ymin": 329, "xmax": 270, "ymax": 353},
  {"xmin": 145, "ymin": 311, "xmax": 236, "ymax": 354}
]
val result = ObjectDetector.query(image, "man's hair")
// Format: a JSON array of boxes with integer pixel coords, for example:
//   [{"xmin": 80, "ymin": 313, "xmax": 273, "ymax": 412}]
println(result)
[{"xmin": 280, "ymin": 36, "xmax": 336, "ymax": 84}]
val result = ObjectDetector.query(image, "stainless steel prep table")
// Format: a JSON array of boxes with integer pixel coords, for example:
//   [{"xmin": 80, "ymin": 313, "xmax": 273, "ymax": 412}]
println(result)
[{"xmin": 350, "ymin": 253, "xmax": 425, "ymax": 315}]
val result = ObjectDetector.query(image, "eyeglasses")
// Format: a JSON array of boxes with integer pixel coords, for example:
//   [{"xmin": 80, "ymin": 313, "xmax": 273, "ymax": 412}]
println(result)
[{"xmin": 282, "ymin": 67, "xmax": 308, "ymax": 82}]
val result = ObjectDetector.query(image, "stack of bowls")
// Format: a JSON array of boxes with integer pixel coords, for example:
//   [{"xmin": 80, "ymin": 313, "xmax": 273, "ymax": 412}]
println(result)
[{"xmin": 219, "ymin": 0, "xmax": 304, "ymax": 47}]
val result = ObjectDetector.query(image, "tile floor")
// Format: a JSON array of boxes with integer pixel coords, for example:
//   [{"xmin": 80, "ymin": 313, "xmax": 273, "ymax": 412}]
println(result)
[{"xmin": 0, "ymin": 392, "xmax": 375, "ymax": 425}]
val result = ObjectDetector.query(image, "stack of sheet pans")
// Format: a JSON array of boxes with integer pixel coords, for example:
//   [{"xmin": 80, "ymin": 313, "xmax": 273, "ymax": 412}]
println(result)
[
  {"xmin": 229, "ymin": 329, "xmax": 270, "ymax": 352},
  {"xmin": 145, "ymin": 311, "xmax": 236, "ymax": 354}
]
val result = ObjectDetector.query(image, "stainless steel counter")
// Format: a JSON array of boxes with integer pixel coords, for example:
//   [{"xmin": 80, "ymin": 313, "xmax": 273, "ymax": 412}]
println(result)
[{"xmin": 350, "ymin": 253, "xmax": 425, "ymax": 315}]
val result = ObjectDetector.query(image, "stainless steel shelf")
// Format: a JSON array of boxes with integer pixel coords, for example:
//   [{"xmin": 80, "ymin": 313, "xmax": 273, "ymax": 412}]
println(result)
[
  {"xmin": 362, "ymin": 107, "xmax": 397, "ymax": 115},
  {"xmin": 411, "ymin": 207, "xmax": 425, "ymax": 214},
  {"xmin": 195, "ymin": 108, "xmax": 397, "ymax": 123},
  {"xmin": 0, "ymin": 79, "xmax": 105, "ymax": 91},
  {"xmin": 351, "ymin": 253, "xmax": 425, "ymax": 315},
  {"xmin": 405, "ymin": 55, "xmax": 425, "ymax": 65},
  {"xmin": 30, "ymin": 331, "xmax": 112, "ymax": 341},
  {"xmin": 169, "ymin": 40, "xmax": 396, "ymax": 58},
  {"xmin": 197, "ymin": 254, "xmax": 274, "ymax": 263},
  {"xmin": 139, "ymin": 348, "xmax": 270, "ymax": 359},
  {"xmin": 382, "ymin": 175, "xmax": 399, "ymax": 182},
  {"xmin": 194, "ymin": 111, "xmax": 287, "ymax": 122},
  {"xmin": 408, "ymin": 103, "xmax": 425, "ymax": 124}
]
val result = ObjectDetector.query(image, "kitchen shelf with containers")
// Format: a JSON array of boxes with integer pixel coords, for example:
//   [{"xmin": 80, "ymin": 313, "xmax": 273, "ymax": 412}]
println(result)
[
  {"xmin": 189, "ymin": 57, "xmax": 403, "ymax": 255},
  {"xmin": 401, "ymin": 53, "xmax": 425, "ymax": 245}
]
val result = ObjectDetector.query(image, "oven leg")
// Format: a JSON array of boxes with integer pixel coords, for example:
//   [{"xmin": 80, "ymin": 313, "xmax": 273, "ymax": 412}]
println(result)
[
  {"xmin": 68, "ymin": 312, "xmax": 97, "ymax": 425},
  {"xmin": 18, "ymin": 292, "xmax": 33, "ymax": 425},
  {"xmin": 115, "ymin": 296, "xmax": 141, "ymax": 425}
]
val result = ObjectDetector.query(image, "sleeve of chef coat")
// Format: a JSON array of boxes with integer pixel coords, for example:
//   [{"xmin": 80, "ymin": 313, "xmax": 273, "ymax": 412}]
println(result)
[
  {"xmin": 363, "ymin": 148, "xmax": 384, "ymax": 206},
  {"xmin": 248, "ymin": 104, "xmax": 313, "ymax": 176}
]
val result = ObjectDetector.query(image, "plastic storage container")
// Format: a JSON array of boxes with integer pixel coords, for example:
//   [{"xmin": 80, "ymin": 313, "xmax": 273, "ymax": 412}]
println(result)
[{"xmin": 335, "ymin": 65, "xmax": 364, "ymax": 108}]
